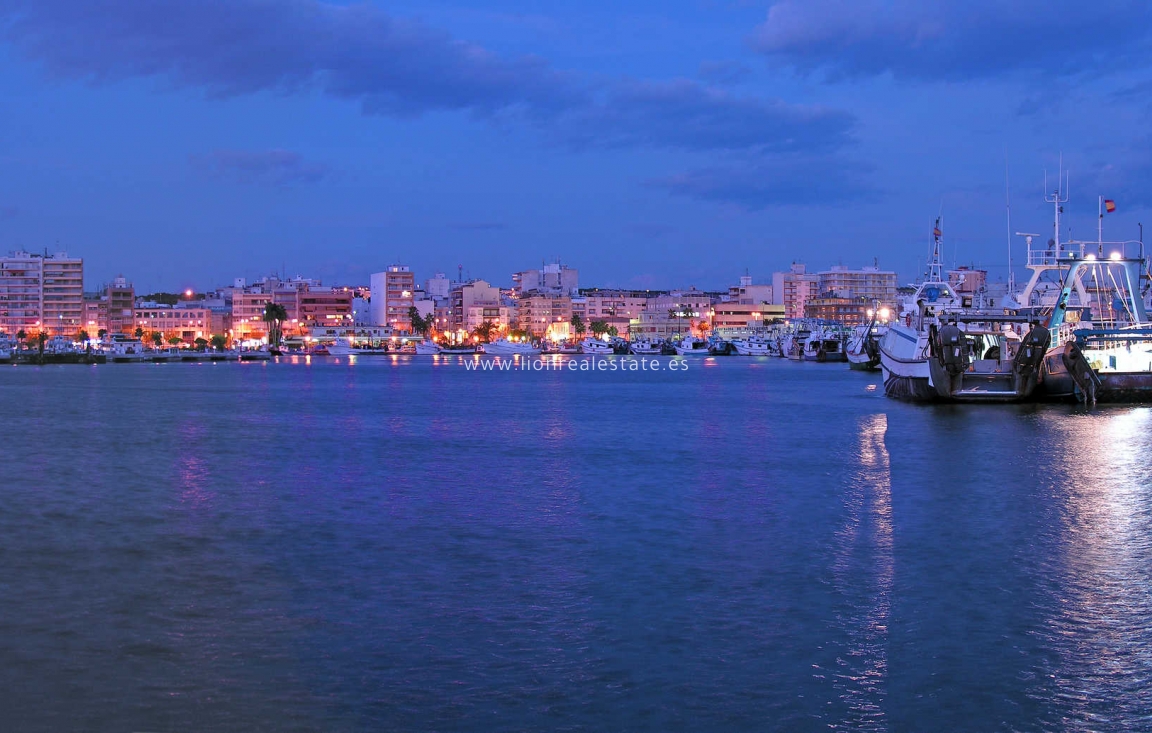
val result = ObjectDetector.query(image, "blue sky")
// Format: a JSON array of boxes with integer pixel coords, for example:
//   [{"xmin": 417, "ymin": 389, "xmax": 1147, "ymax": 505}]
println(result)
[{"xmin": 1, "ymin": 0, "xmax": 1150, "ymax": 292}]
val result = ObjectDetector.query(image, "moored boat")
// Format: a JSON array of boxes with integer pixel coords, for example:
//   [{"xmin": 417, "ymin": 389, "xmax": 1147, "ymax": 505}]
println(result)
[
  {"xmin": 730, "ymin": 335, "xmax": 773, "ymax": 356},
  {"xmin": 878, "ymin": 220, "xmax": 1050, "ymax": 403},
  {"xmin": 629, "ymin": 338, "xmax": 663, "ymax": 355},
  {"xmin": 580, "ymin": 337, "xmax": 614, "ymax": 355},
  {"xmin": 483, "ymin": 339, "xmax": 542, "ymax": 356},
  {"xmin": 674, "ymin": 336, "xmax": 710, "ymax": 356},
  {"xmin": 1039, "ymin": 242, "xmax": 1152, "ymax": 404}
]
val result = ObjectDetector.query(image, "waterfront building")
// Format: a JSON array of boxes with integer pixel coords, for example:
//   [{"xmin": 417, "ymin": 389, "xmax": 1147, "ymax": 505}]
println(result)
[
  {"xmin": 424, "ymin": 272, "xmax": 451, "ymax": 299},
  {"xmin": 712, "ymin": 303, "xmax": 786, "ymax": 334},
  {"xmin": 726, "ymin": 275, "xmax": 773, "ymax": 306},
  {"xmin": 134, "ymin": 304, "xmax": 214, "ymax": 342},
  {"xmin": 772, "ymin": 263, "xmax": 821, "ymax": 320},
  {"xmin": 513, "ymin": 261, "xmax": 579, "ymax": 296},
  {"xmin": 517, "ymin": 294, "xmax": 573, "ymax": 339},
  {"xmin": 803, "ymin": 294, "xmax": 872, "ymax": 324},
  {"xmin": 817, "ymin": 264, "xmax": 898, "ymax": 309},
  {"xmin": 369, "ymin": 265, "xmax": 415, "ymax": 332},
  {"xmin": 82, "ymin": 276, "xmax": 136, "ymax": 336},
  {"xmin": 0, "ymin": 250, "xmax": 84, "ymax": 336}
]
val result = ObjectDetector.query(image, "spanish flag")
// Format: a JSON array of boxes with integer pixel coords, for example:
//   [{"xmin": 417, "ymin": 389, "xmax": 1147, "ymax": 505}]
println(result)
[
  {"xmin": 933, "ymin": 226, "xmax": 942, "ymax": 237},
  {"xmin": 1104, "ymin": 199, "xmax": 1117, "ymax": 213}
]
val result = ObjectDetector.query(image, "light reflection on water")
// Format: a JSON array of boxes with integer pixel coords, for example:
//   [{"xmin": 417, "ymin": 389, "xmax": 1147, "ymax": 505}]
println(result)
[
  {"xmin": 1037, "ymin": 408, "xmax": 1152, "ymax": 730},
  {"xmin": 1, "ymin": 360, "xmax": 1151, "ymax": 732}
]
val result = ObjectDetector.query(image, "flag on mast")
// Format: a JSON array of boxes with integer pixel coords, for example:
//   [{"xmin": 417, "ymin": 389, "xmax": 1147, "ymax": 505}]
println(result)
[{"xmin": 1104, "ymin": 199, "xmax": 1117, "ymax": 213}]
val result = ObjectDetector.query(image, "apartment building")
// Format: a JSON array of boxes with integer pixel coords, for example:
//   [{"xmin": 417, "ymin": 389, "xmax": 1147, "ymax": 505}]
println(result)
[{"xmin": 0, "ymin": 251, "xmax": 84, "ymax": 336}]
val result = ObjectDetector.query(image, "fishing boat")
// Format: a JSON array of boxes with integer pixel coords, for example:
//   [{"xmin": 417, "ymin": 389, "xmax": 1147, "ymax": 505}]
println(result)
[
  {"xmin": 414, "ymin": 340, "xmax": 442, "ymax": 355},
  {"xmin": 878, "ymin": 220, "xmax": 1049, "ymax": 402},
  {"xmin": 580, "ymin": 337, "xmax": 614, "ymax": 355},
  {"xmin": 846, "ymin": 321, "xmax": 886, "ymax": 371},
  {"xmin": 802, "ymin": 325, "xmax": 847, "ymax": 362},
  {"xmin": 106, "ymin": 337, "xmax": 148, "ymax": 362},
  {"xmin": 730, "ymin": 335, "xmax": 774, "ymax": 356},
  {"xmin": 674, "ymin": 336, "xmax": 710, "ymax": 356},
  {"xmin": 1040, "ymin": 242, "xmax": 1152, "ymax": 404},
  {"xmin": 483, "ymin": 339, "xmax": 542, "ymax": 356},
  {"xmin": 629, "ymin": 338, "xmax": 663, "ymax": 355}
]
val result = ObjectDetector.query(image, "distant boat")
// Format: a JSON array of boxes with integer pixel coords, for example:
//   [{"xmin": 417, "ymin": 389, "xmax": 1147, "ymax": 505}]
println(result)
[
  {"xmin": 629, "ymin": 338, "xmax": 663, "ymax": 355},
  {"xmin": 730, "ymin": 335, "xmax": 773, "ymax": 356},
  {"xmin": 802, "ymin": 325, "xmax": 847, "ymax": 362},
  {"xmin": 483, "ymin": 339, "xmax": 542, "ymax": 356},
  {"xmin": 674, "ymin": 336, "xmax": 710, "ymax": 356},
  {"xmin": 414, "ymin": 340, "xmax": 442, "ymax": 355},
  {"xmin": 327, "ymin": 343, "xmax": 389, "ymax": 356},
  {"xmin": 580, "ymin": 337, "xmax": 613, "ymax": 355}
]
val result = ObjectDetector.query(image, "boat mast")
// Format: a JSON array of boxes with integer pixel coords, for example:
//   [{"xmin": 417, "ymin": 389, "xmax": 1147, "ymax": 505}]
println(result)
[{"xmin": 929, "ymin": 217, "xmax": 944, "ymax": 283}]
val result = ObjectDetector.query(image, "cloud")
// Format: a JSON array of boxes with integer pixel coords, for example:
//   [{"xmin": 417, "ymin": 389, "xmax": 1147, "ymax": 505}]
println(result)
[
  {"xmin": 558, "ymin": 79, "xmax": 855, "ymax": 153},
  {"xmin": 189, "ymin": 149, "xmax": 329, "ymax": 185},
  {"xmin": 697, "ymin": 60, "xmax": 753, "ymax": 86},
  {"xmin": 647, "ymin": 156, "xmax": 877, "ymax": 210},
  {"xmin": 750, "ymin": 0, "xmax": 1152, "ymax": 82},
  {"xmin": 0, "ymin": 0, "xmax": 856, "ymax": 155}
]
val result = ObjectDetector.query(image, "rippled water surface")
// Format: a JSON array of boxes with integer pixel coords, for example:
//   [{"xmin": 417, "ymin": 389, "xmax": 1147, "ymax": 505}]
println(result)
[{"xmin": 2, "ymin": 356, "xmax": 1151, "ymax": 732}]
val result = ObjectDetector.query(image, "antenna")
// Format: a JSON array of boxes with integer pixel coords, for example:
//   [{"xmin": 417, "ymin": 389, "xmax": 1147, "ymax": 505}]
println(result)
[
  {"xmin": 1044, "ymin": 161, "xmax": 1069, "ymax": 252},
  {"xmin": 1006, "ymin": 159, "xmax": 1015, "ymax": 295}
]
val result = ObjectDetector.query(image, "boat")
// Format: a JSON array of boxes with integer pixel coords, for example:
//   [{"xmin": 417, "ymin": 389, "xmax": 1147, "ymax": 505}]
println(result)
[
  {"xmin": 674, "ymin": 336, "xmax": 711, "ymax": 356},
  {"xmin": 730, "ymin": 335, "xmax": 773, "ymax": 356},
  {"xmin": 629, "ymin": 338, "xmax": 663, "ymax": 355},
  {"xmin": 1040, "ymin": 242, "xmax": 1152, "ymax": 404},
  {"xmin": 238, "ymin": 349, "xmax": 273, "ymax": 361},
  {"xmin": 327, "ymin": 343, "xmax": 389, "ymax": 356},
  {"xmin": 482, "ymin": 339, "xmax": 542, "ymax": 356},
  {"xmin": 878, "ymin": 221, "xmax": 1049, "ymax": 402},
  {"xmin": 580, "ymin": 337, "xmax": 614, "ymax": 355},
  {"xmin": 707, "ymin": 337, "xmax": 731, "ymax": 355},
  {"xmin": 414, "ymin": 340, "xmax": 442, "ymax": 355},
  {"xmin": 439, "ymin": 345, "xmax": 478, "ymax": 354},
  {"xmin": 802, "ymin": 325, "xmax": 847, "ymax": 362},
  {"xmin": 106, "ymin": 338, "xmax": 148, "ymax": 362},
  {"xmin": 846, "ymin": 322, "xmax": 887, "ymax": 371},
  {"xmin": 780, "ymin": 324, "xmax": 811, "ymax": 360}
]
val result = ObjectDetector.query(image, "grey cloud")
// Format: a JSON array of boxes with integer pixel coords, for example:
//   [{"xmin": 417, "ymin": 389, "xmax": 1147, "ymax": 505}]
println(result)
[
  {"xmin": 697, "ymin": 60, "xmax": 753, "ymax": 86},
  {"xmin": 647, "ymin": 156, "xmax": 877, "ymax": 210},
  {"xmin": 751, "ymin": 0, "xmax": 1152, "ymax": 82},
  {"xmin": 0, "ymin": 0, "xmax": 857, "ymax": 155}
]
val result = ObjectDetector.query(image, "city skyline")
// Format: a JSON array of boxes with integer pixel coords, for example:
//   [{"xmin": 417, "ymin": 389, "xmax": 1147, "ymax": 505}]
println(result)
[{"xmin": 2, "ymin": 0, "xmax": 1150, "ymax": 291}]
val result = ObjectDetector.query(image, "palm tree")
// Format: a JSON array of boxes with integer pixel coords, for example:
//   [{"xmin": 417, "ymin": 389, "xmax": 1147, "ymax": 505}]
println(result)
[
  {"xmin": 590, "ymin": 320, "xmax": 609, "ymax": 338},
  {"xmin": 262, "ymin": 302, "xmax": 289, "ymax": 348},
  {"xmin": 77, "ymin": 329, "xmax": 89, "ymax": 343},
  {"xmin": 151, "ymin": 331, "xmax": 163, "ymax": 347},
  {"xmin": 16, "ymin": 329, "xmax": 26, "ymax": 351},
  {"xmin": 571, "ymin": 313, "xmax": 586, "ymax": 336},
  {"xmin": 134, "ymin": 326, "xmax": 144, "ymax": 339},
  {"xmin": 472, "ymin": 320, "xmax": 497, "ymax": 343},
  {"xmin": 97, "ymin": 328, "xmax": 108, "ymax": 340},
  {"xmin": 210, "ymin": 334, "xmax": 227, "ymax": 352}
]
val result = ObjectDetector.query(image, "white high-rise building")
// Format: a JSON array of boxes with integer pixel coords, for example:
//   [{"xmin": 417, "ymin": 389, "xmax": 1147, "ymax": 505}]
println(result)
[{"xmin": 0, "ymin": 250, "xmax": 84, "ymax": 336}]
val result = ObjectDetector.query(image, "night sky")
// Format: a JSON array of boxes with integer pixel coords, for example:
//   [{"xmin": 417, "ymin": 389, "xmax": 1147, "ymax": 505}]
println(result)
[{"xmin": 1, "ymin": 0, "xmax": 1149, "ymax": 292}]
